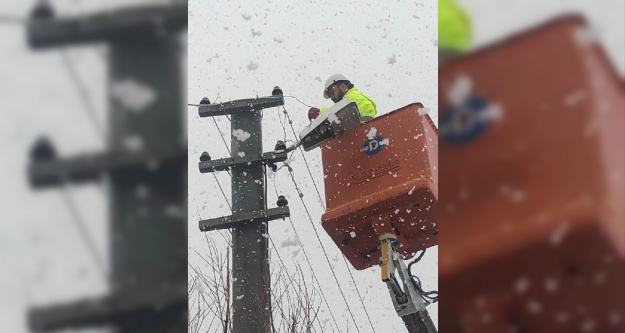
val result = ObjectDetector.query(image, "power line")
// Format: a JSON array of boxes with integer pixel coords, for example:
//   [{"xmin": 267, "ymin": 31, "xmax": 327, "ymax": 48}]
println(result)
[
  {"xmin": 267, "ymin": 235, "xmax": 322, "ymax": 333},
  {"xmin": 282, "ymin": 214, "xmax": 343, "ymax": 332},
  {"xmin": 281, "ymin": 106, "xmax": 326, "ymax": 211},
  {"xmin": 341, "ymin": 255, "xmax": 377, "ymax": 332},
  {"xmin": 59, "ymin": 50, "xmax": 104, "ymax": 138},
  {"xmin": 277, "ymin": 98, "xmax": 378, "ymax": 331},
  {"xmin": 211, "ymin": 117, "xmax": 231, "ymax": 155},
  {"xmin": 59, "ymin": 186, "xmax": 106, "ymax": 278},
  {"xmin": 283, "ymin": 165, "xmax": 362, "ymax": 333},
  {"xmin": 284, "ymin": 95, "xmax": 314, "ymax": 108},
  {"xmin": 280, "ymin": 101, "xmax": 376, "ymax": 331}
]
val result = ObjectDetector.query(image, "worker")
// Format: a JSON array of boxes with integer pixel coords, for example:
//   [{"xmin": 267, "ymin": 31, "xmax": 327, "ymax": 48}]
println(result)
[
  {"xmin": 308, "ymin": 74, "xmax": 377, "ymax": 122},
  {"xmin": 439, "ymin": 0, "xmax": 472, "ymax": 63}
]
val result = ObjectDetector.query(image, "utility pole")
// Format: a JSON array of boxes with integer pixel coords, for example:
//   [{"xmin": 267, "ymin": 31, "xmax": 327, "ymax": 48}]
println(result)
[
  {"xmin": 26, "ymin": 3, "xmax": 187, "ymax": 333},
  {"xmin": 196, "ymin": 89, "xmax": 291, "ymax": 332}
]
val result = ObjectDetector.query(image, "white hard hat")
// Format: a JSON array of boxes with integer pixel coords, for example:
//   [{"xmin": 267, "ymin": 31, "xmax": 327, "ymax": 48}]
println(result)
[{"xmin": 323, "ymin": 74, "xmax": 350, "ymax": 99}]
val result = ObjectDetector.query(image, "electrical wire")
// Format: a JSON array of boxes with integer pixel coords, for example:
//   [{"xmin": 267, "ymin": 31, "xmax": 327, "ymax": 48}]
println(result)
[
  {"xmin": 407, "ymin": 250, "xmax": 438, "ymax": 305},
  {"xmin": 340, "ymin": 254, "xmax": 377, "ymax": 331},
  {"xmin": 60, "ymin": 50, "xmax": 104, "ymax": 139},
  {"xmin": 60, "ymin": 186, "xmax": 106, "ymax": 277},
  {"xmin": 284, "ymin": 95, "xmax": 314, "ymax": 108},
  {"xmin": 283, "ymin": 165, "xmax": 362, "ymax": 333},
  {"xmin": 278, "ymin": 98, "xmax": 378, "ymax": 331},
  {"xmin": 268, "ymin": 164, "xmax": 342, "ymax": 331},
  {"xmin": 48, "ymin": 16, "xmax": 109, "ymax": 280},
  {"xmin": 281, "ymin": 106, "xmax": 326, "ymax": 211}
]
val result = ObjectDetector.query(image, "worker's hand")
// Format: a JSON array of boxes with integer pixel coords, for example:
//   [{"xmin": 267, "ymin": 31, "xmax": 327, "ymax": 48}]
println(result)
[{"xmin": 308, "ymin": 107, "xmax": 320, "ymax": 121}]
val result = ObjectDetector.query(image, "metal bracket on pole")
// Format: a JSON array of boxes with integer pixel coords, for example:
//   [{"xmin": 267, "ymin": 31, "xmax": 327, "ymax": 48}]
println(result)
[
  {"xmin": 28, "ymin": 3, "xmax": 187, "ymax": 48},
  {"xmin": 199, "ymin": 206, "xmax": 290, "ymax": 232},
  {"xmin": 199, "ymin": 151, "xmax": 288, "ymax": 173},
  {"xmin": 29, "ymin": 147, "xmax": 186, "ymax": 188},
  {"xmin": 198, "ymin": 95, "xmax": 284, "ymax": 117},
  {"xmin": 28, "ymin": 282, "xmax": 187, "ymax": 332},
  {"xmin": 379, "ymin": 234, "xmax": 437, "ymax": 333}
]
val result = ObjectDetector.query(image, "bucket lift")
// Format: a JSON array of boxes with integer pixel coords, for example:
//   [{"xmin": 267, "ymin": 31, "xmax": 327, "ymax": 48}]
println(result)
[
  {"xmin": 298, "ymin": 100, "xmax": 439, "ymax": 332},
  {"xmin": 437, "ymin": 16, "xmax": 624, "ymax": 333}
]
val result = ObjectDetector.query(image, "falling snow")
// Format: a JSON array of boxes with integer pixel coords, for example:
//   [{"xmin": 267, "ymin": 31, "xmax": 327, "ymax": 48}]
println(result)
[
  {"xmin": 574, "ymin": 26, "xmax": 599, "ymax": 46},
  {"xmin": 447, "ymin": 75, "xmax": 473, "ymax": 106},
  {"xmin": 246, "ymin": 61, "xmax": 259, "ymax": 71},
  {"xmin": 232, "ymin": 129, "xmax": 251, "ymax": 142},
  {"xmin": 366, "ymin": 127, "xmax": 378, "ymax": 139},
  {"xmin": 123, "ymin": 136, "xmax": 143, "ymax": 151},
  {"xmin": 111, "ymin": 79, "xmax": 156, "ymax": 112}
]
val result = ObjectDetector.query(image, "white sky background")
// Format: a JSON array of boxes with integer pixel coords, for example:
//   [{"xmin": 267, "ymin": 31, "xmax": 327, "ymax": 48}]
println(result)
[
  {"xmin": 187, "ymin": 0, "xmax": 438, "ymax": 332},
  {"xmin": 0, "ymin": 0, "xmax": 622, "ymax": 332},
  {"xmin": 0, "ymin": 1, "xmax": 185, "ymax": 333}
]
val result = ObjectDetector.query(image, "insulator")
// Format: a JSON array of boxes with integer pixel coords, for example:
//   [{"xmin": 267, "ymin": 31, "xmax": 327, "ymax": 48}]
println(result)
[
  {"xmin": 277, "ymin": 195, "xmax": 288, "ymax": 207},
  {"xmin": 200, "ymin": 151, "xmax": 211, "ymax": 162},
  {"xmin": 31, "ymin": 1, "xmax": 55, "ymax": 20},
  {"xmin": 272, "ymin": 86, "xmax": 283, "ymax": 96},
  {"xmin": 275, "ymin": 140, "xmax": 286, "ymax": 151},
  {"xmin": 30, "ymin": 136, "xmax": 56, "ymax": 162}
]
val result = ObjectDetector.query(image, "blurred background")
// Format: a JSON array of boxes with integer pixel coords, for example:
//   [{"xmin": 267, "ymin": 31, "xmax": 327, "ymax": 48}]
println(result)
[
  {"xmin": 439, "ymin": 0, "xmax": 624, "ymax": 332},
  {"xmin": 1, "ymin": 0, "xmax": 623, "ymax": 332},
  {"xmin": 1, "ymin": 0, "xmax": 187, "ymax": 332}
]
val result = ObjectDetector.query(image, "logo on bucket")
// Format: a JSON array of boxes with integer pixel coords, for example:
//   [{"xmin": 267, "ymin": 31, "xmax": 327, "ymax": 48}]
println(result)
[
  {"xmin": 441, "ymin": 75, "xmax": 503, "ymax": 145},
  {"xmin": 361, "ymin": 135, "xmax": 386, "ymax": 156}
]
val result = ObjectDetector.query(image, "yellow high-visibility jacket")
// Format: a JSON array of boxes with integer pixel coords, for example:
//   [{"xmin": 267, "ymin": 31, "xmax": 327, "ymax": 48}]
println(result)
[
  {"xmin": 439, "ymin": 0, "xmax": 472, "ymax": 53},
  {"xmin": 320, "ymin": 87, "xmax": 377, "ymax": 121}
]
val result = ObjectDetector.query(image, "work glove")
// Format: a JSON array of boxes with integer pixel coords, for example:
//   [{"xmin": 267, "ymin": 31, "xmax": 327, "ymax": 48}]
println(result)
[{"xmin": 308, "ymin": 107, "xmax": 320, "ymax": 121}]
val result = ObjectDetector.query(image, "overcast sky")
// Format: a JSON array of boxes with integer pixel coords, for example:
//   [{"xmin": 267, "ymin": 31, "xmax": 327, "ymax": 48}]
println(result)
[
  {"xmin": 188, "ymin": 0, "xmax": 438, "ymax": 331},
  {"xmin": 0, "ymin": 0, "xmax": 622, "ymax": 332}
]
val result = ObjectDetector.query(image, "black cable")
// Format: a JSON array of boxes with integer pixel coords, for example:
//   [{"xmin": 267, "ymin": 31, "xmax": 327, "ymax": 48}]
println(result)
[
  {"xmin": 211, "ymin": 117, "xmax": 231, "ymax": 155},
  {"xmin": 60, "ymin": 187, "xmax": 106, "ymax": 277},
  {"xmin": 277, "ymin": 105, "xmax": 287, "ymax": 142},
  {"xmin": 407, "ymin": 250, "xmax": 438, "ymax": 305},
  {"xmin": 269, "ymin": 179, "xmax": 341, "ymax": 332},
  {"xmin": 284, "ymin": 166, "xmax": 362, "ymax": 333},
  {"xmin": 267, "ymin": 233, "xmax": 322, "ymax": 333},
  {"xmin": 284, "ymin": 95, "xmax": 314, "ymax": 108},
  {"xmin": 281, "ymin": 106, "xmax": 326, "ymax": 211},
  {"xmin": 60, "ymin": 51, "xmax": 104, "ymax": 139},
  {"xmin": 279, "ymin": 100, "xmax": 376, "ymax": 331},
  {"xmin": 284, "ymin": 214, "xmax": 342, "ymax": 332},
  {"xmin": 340, "ymin": 255, "xmax": 377, "ymax": 332}
]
